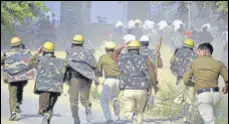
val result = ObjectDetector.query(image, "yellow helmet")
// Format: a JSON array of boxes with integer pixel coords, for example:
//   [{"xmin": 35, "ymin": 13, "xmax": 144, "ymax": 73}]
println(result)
[
  {"xmin": 10, "ymin": 37, "xmax": 22, "ymax": 46},
  {"xmin": 72, "ymin": 34, "xmax": 84, "ymax": 44},
  {"xmin": 127, "ymin": 40, "xmax": 141, "ymax": 49},
  {"xmin": 105, "ymin": 41, "xmax": 116, "ymax": 50},
  {"xmin": 184, "ymin": 39, "xmax": 194, "ymax": 48},
  {"xmin": 43, "ymin": 41, "xmax": 54, "ymax": 52}
]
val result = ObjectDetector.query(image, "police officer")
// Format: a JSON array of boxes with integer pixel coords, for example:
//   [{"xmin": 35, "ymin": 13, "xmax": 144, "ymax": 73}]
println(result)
[
  {"xmin": 172, "ymin": 24, "xmax": 186, "ymax": 51},
  {"xmin": 198, "ymin": 25, "xmax": 213, "ymax": 44},
  {"xmin": 132, "ymin": 19, "xmax": 143, "ymax": 40},
  {"xmin": 139, "ymin": 35, "xmax": 163, "ymax": 68},
  {"xmin": 119, "ymin": 40, "xmax": 157, "ymax": 124},
  {"xmin": 66, "ymin": 34, "xmax": 98, "ymax": 124},
  {"xmin": 2, "ymin": 37, "xmax": 32, "ymax": 121},
  {"xmin": 183, "ymin": 42, "xmax": 228, "ymax": 124},
  {"xmin": 170, "ymin": 39, "xmax": 198, "ymax": 124},
  {"xmin": 170, "ymin": 39, "xmax": 197, "ymax": 85},
  {"xmin": 29, "ymin": 41, "xmax": 68, "ymax": 124},
  {"xmin": 97, "ymin": 41, "xmax": 120, "ymax": 124}
]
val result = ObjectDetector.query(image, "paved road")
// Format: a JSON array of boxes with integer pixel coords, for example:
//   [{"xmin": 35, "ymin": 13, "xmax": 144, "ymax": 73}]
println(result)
[
  {"xmin": 1, "ymin": 87, "xmax": 131, "ymax": 124},
  {"xmin": 1, "ymin": 82, "xmax": 185, "ymax": 124}
]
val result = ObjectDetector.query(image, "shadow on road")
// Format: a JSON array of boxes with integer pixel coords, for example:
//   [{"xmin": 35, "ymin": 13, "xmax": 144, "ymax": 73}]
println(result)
[
  {"xmin": 91, "ymin": 120, "xmax": 131, "ymax": 124},
  {"xmin": 143, "ymin": 116, "xmax": 182, "ymax": 123},
  {"xmin": 21, "ymin": 113, "xmax": 61, "ymax": 120}
]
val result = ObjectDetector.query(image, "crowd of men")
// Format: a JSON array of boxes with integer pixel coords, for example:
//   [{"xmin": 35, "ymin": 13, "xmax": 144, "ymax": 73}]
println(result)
[{"xmin": 1, "ymin": 18, "xmax": 228, "ymax": 124}]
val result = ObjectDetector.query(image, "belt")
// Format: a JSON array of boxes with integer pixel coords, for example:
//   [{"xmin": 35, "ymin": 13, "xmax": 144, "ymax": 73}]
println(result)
[{"xmin": 197, "ymin": 87, "xmax": 219, "ymax": 95}]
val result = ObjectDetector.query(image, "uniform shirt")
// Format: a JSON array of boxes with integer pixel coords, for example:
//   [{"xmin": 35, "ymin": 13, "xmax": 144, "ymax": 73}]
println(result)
[
  {"xmin": 183, "ymin": 55, "xmax": 228, "ymax": 91},
  {"xmin": 97, "ymin": 52, "xmax": 120, "ymax": 77}
]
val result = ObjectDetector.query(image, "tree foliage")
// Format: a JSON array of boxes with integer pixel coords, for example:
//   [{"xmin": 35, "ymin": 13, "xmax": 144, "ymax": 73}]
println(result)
[
  {"xmin": 1, "ymin": 1, "xmax": 49, "ymax": 34},
  {"xmin": 204, "ymin": 1, "xmax": 228, "ymax": 13}
]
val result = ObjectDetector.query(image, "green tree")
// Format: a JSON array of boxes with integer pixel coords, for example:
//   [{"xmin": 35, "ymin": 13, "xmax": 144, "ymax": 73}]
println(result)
[
  {"xmin": 204, "ymin": 1, "xmax": 228, "ymax": 13},
  {"xmin": 1, "ymin": 1, "xmax": 49, "ymax": 34}
]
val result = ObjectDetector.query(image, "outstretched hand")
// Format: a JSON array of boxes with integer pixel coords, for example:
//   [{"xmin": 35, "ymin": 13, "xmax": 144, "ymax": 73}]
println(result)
[{"xmin": 36, "ymin": 46, "xmax": 42, "ymax": 55}]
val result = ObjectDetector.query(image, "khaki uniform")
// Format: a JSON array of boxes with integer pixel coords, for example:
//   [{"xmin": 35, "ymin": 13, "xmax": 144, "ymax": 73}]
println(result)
[
  {"xmin": 29, "ymin": 54, "xmax": 63, "ymax": 118},
  {"xmin": 119, "ymin": 51, "xmax": 157, "ymax": 124},
  {"xmin": 8, "ymin": 81, "xmax": 27, "ymax": 113},
  {"xmin": 123, "ymin": 90, "xmax": 147, "ymax": 124},
  {"xmin": 66, "ymin": 46, "xmax": 98, "ymax": 123},
  {"xmin": 170, "ymin": 47, "xmax": 197, "ymax": 122},
  {"xmin": 97, "ymin": 52, "xmax": 120, "ymax": 121},
  {"xmin": 2, "ymin": 49, "xmax": 32, "ymax": 114},
  {"xmin": 184, "ymin": 55, "xmax": 228, "ymax": 124},
  {"xmin": 68, "ymin": 77, "xmax": 92, "ymax": 122},
  {"xmin": 97, "ymin": 52, "xmax": 120, "ymax": 77}
]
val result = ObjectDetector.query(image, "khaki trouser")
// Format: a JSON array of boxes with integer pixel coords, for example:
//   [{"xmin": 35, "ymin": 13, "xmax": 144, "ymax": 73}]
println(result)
[
  {"xmin": 174, "ymin": 80, "xmax": 195, "ymax": 105},
  {"xmin": 174, "ymin": 80, "xmax": 195, "ymax": 122},
  {"xmin": 39, "ymin": 92, "xmax": 59, "ymax": 113},
  {"xmin": 8, "ymin": 81, "xmax": 27, "ymax": 113},
  {"xmin": 196, "ymin": 91, "xmax": 221, "ymax": 124},
  {"xmin": 39, "ymin": 92, "xmax": 59, "ymax": 122},
  {"xmin": 123, "ymin": 90, "xmax": 147, "ymax": 124},
  {"xmin": 68, "ymin": 78, "xmax": 92, "ymax": 122}
]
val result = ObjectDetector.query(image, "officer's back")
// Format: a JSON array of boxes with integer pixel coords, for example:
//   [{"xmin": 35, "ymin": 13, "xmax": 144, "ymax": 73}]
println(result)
[
  {"xmin": 119, "ymin": 46, "xmax": 149, "ymax": 90},
  {"xmin": 183, "ymin": 42, "xmax": 228, "ymax": 124},
  {"xmin": 186, "ymin": 51, "xmax": 228, "ymax": 91}
]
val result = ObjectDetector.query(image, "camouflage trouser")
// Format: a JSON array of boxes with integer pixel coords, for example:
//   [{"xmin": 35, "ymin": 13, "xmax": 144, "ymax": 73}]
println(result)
[
  {"xmin": 8, "ymin": 81, "xmax": 28, "ymax": 113},
  {"xmin": 68, "ymin": 78, "xmax": 92, "ymax": 123},
  {"xmin": 123, "ymin": 90, "xmax": 147, "ymax": 124}
]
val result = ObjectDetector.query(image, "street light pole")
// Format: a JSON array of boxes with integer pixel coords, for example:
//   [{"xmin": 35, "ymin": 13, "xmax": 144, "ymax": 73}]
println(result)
[{"xmin": 187, "ymin": 1, "xmax": 191, "ymax": 31}]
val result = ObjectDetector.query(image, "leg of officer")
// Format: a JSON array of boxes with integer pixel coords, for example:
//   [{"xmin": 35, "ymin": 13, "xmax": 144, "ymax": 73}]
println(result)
[
  {"xmin": 45, "ymin": 92, "xmax": 60, "ymax": 121},
  {"xmin": 80, "ymin": 79, "xmax": 92, "ymax": 108},
  {"xmin": 101, "ymin": 78, "xmax": 112, "ymax": 121},
  {"xmin": 16, "ymin": 81, "xmax": 27, "ymax": 104},
  {"xmin": 123, "ymin": 90, "xmax": 135, "ymax": 121},
  {"xmin": 111, "ymin": 78, "xmax": 120, "ymax": 116},
  {"xmin": 136, "ymin": 90, "xmax": 147, "ymax": 124},
  {"xmin": 197, "ymin": 92, "xmax": 220, "ymax": 124},
  {"xmin": 69, "ymin": 79, "xmax": 81, "ymax": 123},
  {"xmin": 80, "ymin": 79, "xmax": 92, "ymax": 122},
  {"xmin": 39, "ymin": 92, "xmax": 50, "ymax": 114},
  {"xmin": 8, "ymin": 82, "xmax": 17, "ymax": 113}
]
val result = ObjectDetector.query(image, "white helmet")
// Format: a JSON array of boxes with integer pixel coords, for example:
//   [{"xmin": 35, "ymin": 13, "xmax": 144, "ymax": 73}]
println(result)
[
  {"xmin": 140, "ymin": 35, "xmax": 149, "ymax": 42},
  {"xmin": 143, "ymin": 20, "xmax": 155, "ymax": 29},
  {"xmin": 172, "ymin": 20, "xmax": 184, "ymax": 32},
  {"xmin": 115, "ymin": 21, "xmax": 124, "ymax": 28},
  {"xmin": 201, "ymin": 23, "xmax": 211, "ymax": 31},
  {"xmin": 128, "ymin": 20, "xmax": 135, "ymax": 29},
  {"xmin": 123, "ymin": 34, "xmax": 136, "ymax": 44},
  {"xmin": 157, "ymin": 20, "xmax": 168, "ymax": 30}
]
